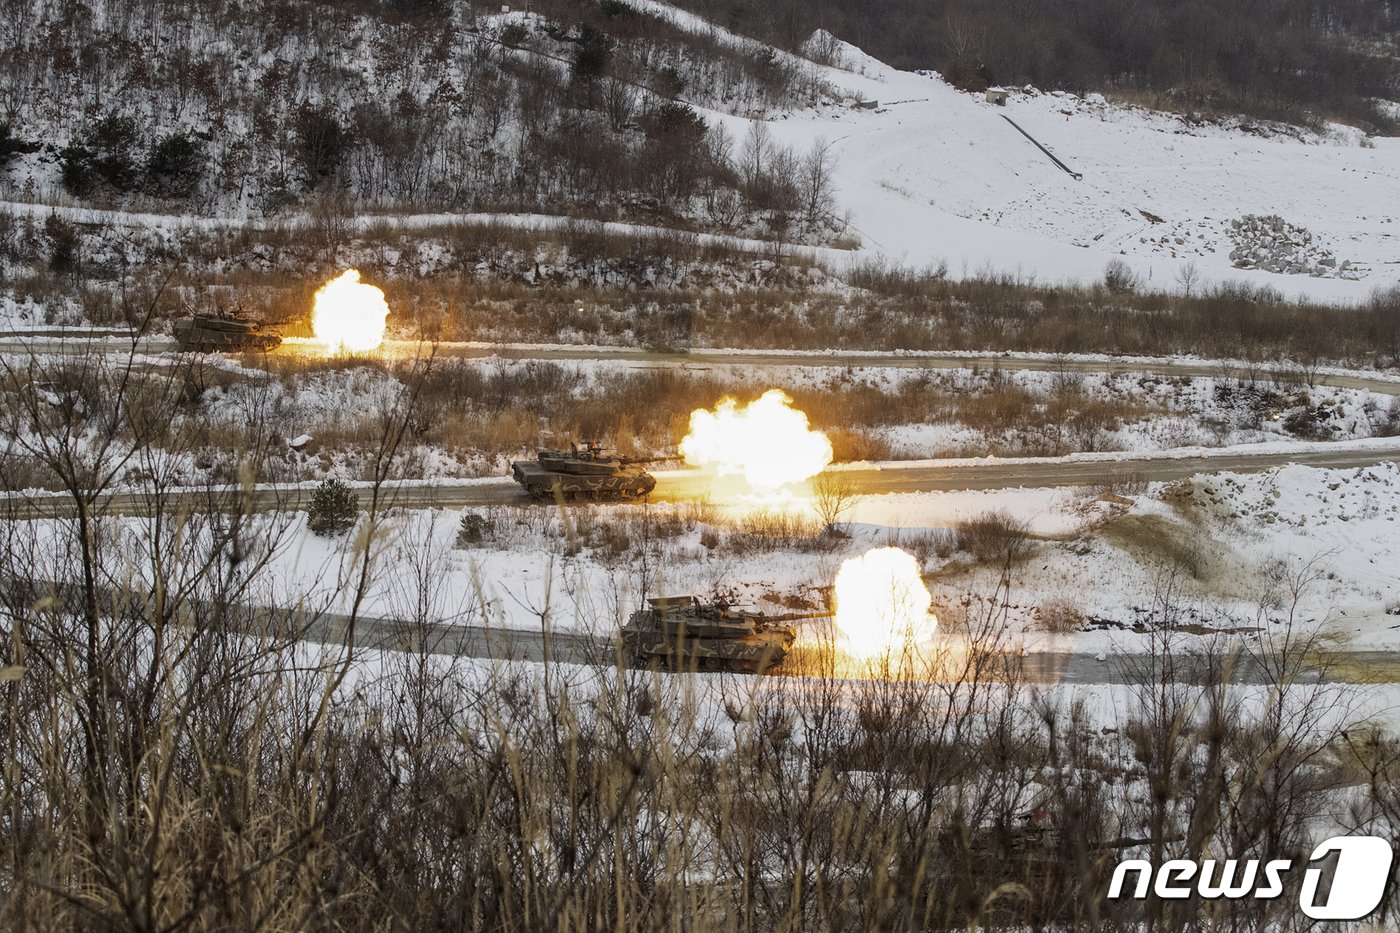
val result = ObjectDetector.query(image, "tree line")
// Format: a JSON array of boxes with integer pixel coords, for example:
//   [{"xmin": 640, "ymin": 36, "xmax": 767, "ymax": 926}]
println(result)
[{"xmin": 0, "ymin": 0, "xmax": 840, "ymax": 241}]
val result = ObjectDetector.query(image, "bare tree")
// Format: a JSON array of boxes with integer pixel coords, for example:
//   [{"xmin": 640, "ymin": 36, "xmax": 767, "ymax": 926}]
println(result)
[
  {"xmin": 766, "ymin": 143, "xmax": 801, "ymax": 212},
  {"xmin": 1103, "ymin": 257, "xmax": 1140, "ymax": 295},
  {"xmin": 1174, "ymin": 259, "xmax": 1200, "ymax": 297},
  {"xmin": 943, "ymin": 10, "xmax": 985, "ymax": 62},
  {"xmin": 601, "ymin": 76, "xmax": 637, "ymax": 132},
  {"xmin": 308, "ymin": 186, "xmax": 355, "ymax": 261},
  {"xmin": 811, "ymin": 470, "xmax": 858, "ymax": 530},
  {"xmin": 801, "ymin": 137, "xmax": 835, "ymax": 225},
  {"xmin": 738, "ymin": 122, "xmax": 771, "ymax": 202}
]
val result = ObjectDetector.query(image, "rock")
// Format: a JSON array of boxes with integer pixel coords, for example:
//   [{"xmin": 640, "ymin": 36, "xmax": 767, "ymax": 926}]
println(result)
[{"xmin": 1227, "ymin": 213, "xmax": 1347, "ymax": 278}]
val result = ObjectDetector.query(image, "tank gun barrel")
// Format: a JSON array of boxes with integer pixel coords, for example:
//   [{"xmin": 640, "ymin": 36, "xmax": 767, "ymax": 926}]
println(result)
[
  {"xmin": 762, "ymin": 610, "xmax": 834, "ymax": 624},
  {"xmin": 619, "ymin": 454, "xmax": 686, "ymax": 466}
]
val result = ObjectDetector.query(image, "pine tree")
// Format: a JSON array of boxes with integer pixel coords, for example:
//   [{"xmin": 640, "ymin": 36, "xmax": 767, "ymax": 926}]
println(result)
[{"xmin": 307, "ymin": 479, "xmax": 359, "ymax": 537}]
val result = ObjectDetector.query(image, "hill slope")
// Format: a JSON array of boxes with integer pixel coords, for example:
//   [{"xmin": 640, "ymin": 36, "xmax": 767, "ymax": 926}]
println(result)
[
  {"xmin": 1, "ymin": 0, "xmax": 1396, "ymax": 304},
  {"xmin": 651, "ymin": 12, "xmax": 1400, "ymax": 302},
  {"xmin": 0, "ymin": 0, "xmax": 839, "ymax": 241}
]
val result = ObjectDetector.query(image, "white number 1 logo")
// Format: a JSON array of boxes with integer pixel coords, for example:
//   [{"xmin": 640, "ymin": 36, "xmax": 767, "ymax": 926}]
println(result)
[{"xmin": 1299, "ymin": 836, "xmax": 1393, "ymax": 920}]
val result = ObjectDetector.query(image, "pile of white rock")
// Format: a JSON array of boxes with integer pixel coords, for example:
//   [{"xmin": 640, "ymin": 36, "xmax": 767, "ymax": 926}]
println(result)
[{"xmin": 1228, "ymin": 214, "xmax": 1351, "ymax": 277}]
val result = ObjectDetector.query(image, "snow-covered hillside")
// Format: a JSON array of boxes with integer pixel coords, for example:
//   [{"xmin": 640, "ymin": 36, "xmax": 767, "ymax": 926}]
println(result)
[
  {"xmin": 0, "ymin": 0, "xmax": 839, "ymax": 242},
  {"xmin": 3, "ymin": 0, "xmax": 1396, "ymax": 305},
  {"xmin": 660, "ymin": 12, "xmax": 1400, "ymax": 303}
]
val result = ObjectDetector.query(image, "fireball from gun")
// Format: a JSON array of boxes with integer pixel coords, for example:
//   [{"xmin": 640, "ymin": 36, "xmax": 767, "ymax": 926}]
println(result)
[
  {"xmin": 679, "ymin": 389, "xmax": 832, "ymax": 497},
  {"xmin": 311, "ymin": 269, "xmax": 390, "ymax": 354}
]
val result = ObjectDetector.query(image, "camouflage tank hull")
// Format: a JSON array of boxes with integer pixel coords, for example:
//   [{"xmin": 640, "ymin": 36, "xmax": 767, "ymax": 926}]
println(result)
[
  {"xmin": 511, "ymin": 456, "xmax": 658, "ymax": 501},
  {"xmin": 622, "ymin": 597, "xmax": 803, "ymax": 675},
  {"xmin": 624, "ymin": 623, "xmax": 795, "ymax": 674},
  {"xmin": 173, "ymin": 316, "xmax": 281, "ymax": 353}
]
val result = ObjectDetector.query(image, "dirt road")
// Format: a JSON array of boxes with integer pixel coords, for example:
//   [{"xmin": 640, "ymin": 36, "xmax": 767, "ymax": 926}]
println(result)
[
  {"xmin": 7, "ymin": 438, "xmax": 1397, "ymax": 520},
  {"xmin": 3, "ymin": 340, "xmax": 1396, "ymax": 517},
  {"xmin": 297, "ymin": 608, "xmax": 1397, "ymax": 686},
  {"xmin": 5, "ymin": 336, "xmax": 1398, "ymax": 397}
]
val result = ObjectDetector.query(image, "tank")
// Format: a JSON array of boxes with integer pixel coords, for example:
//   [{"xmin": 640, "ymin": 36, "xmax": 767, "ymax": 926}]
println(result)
[
  {"xmin": 511, "ymin": 440, "xmax": 675, "ymax": 502},
  {"xmin": 623, "ymin": 596, "xmax": 826, "ymax": 674},
  {"xmin": 172, "ymin": 310, "xmax": 281, "ymax": 353},
  {"xmin": 937, "ymin": 812, "xmax": 1149, "ymax": 927}
]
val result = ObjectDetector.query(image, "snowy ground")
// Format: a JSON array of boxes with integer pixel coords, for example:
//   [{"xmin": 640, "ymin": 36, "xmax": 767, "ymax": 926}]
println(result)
[
  {"xmin": 953, "ymin": 462, "xmax": 1400, "ymax": 654},
  {"xmin": 665, "ymin": 9, "xmax": 1400, "ymax": 303},
  {"xmin": 82, "ymin": 460, "xmax": 1391, "ymax": 656},
  {"xmin": 0, "ymin": 290, "xmax": 85, "ymax": 330}
]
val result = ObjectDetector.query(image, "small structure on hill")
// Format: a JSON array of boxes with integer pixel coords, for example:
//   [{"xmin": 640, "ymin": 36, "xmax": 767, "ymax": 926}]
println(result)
[{"xmin": 986, "ymin": 87, "xmax": 1009, "ymax": 106}]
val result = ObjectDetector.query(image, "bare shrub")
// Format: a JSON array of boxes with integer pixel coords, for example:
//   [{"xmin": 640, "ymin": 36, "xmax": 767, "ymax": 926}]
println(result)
[
  {"xmin": 942, "ymin": 57, "xmax": 994, "ymax": 92},
  {"xmin": 901, "ymin": 528, "xmax": 959, "ymax": 564},
  {"xmin": 1368, "ymin": 395, "xmax": 1400, "ymax": 437},
  {"xmin": 724, "ymin": 509, "xmax": 824, "ymax": 553},
  {"xmin": 847, "ymin": 256, "xmax": 949, "ymax": 298},
  {"xmin": 954, "ymin": 509, "xmax": 1032, "ymax": 563},
  {"xmin": 1102, "ymin": 257, "xmax": 1139, "ymax": 295},
  {"xmin": 1093, "ymin": 470, "xmax": 1150, "ymax": 497},
  {"xmin": 1037, "ymin": 596, "xmax": 1086, "ymax": 633}
]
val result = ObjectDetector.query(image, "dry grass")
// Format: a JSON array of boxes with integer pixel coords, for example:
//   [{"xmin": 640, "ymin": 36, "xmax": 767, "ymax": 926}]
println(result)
[
  {"xmin": 453, "ymin": 499, "xmax": 830, "ymax": 565},
  {"xmin": 9, "ymin": 210, "xmax": 1400, "ymax": 369},
  {"xmin": 162, "ymin": 356, "xmax": 1180, "ymax": 483},
  {"xmin": 0, "ymin": 336, "xmax": 1266, "ymax": 496},
  {"xmin": 1093, "ymin": 471, "xmax": 1151, "ymax": 497},
  {"xmin": 405, "ymin": 363, "xmax": 1161, "ymax": 461},
  {"xmin": 0, "ymin": 339, "xmax": 1389, "ymax": 931},
  {"xmin": 723, "ymin": 509, "xmax": 828, "ymax": 554},
  {"xmin": 1099, "ymin": 512, "xmax": 1209, "ymax": 580}
]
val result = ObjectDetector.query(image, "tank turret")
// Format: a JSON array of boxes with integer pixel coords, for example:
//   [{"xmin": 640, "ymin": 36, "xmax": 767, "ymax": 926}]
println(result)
[
  {"xmin": 511, "ymin": 440, "xmax": 679, "ymax": 502},
  {"xmin": 172, "ymin": 308, "xmax": 281, "ymax": 353},
  {"xmin": 623, "ymin": 596, "xmax": 827, "ymax": 674}
]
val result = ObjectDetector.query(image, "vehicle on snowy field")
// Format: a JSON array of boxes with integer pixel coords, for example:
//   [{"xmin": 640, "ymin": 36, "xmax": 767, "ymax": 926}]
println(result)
[
  {"xmin": 510, "ymin": 440, "xmax": 677, "ymax": 502},
  {"xmin": 172, "ymin": 309, "xmax": 281, "ymax": 353},
  {"xmin": 623, "ymin": 595, "xmax": 827, "ymax": 674}
]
